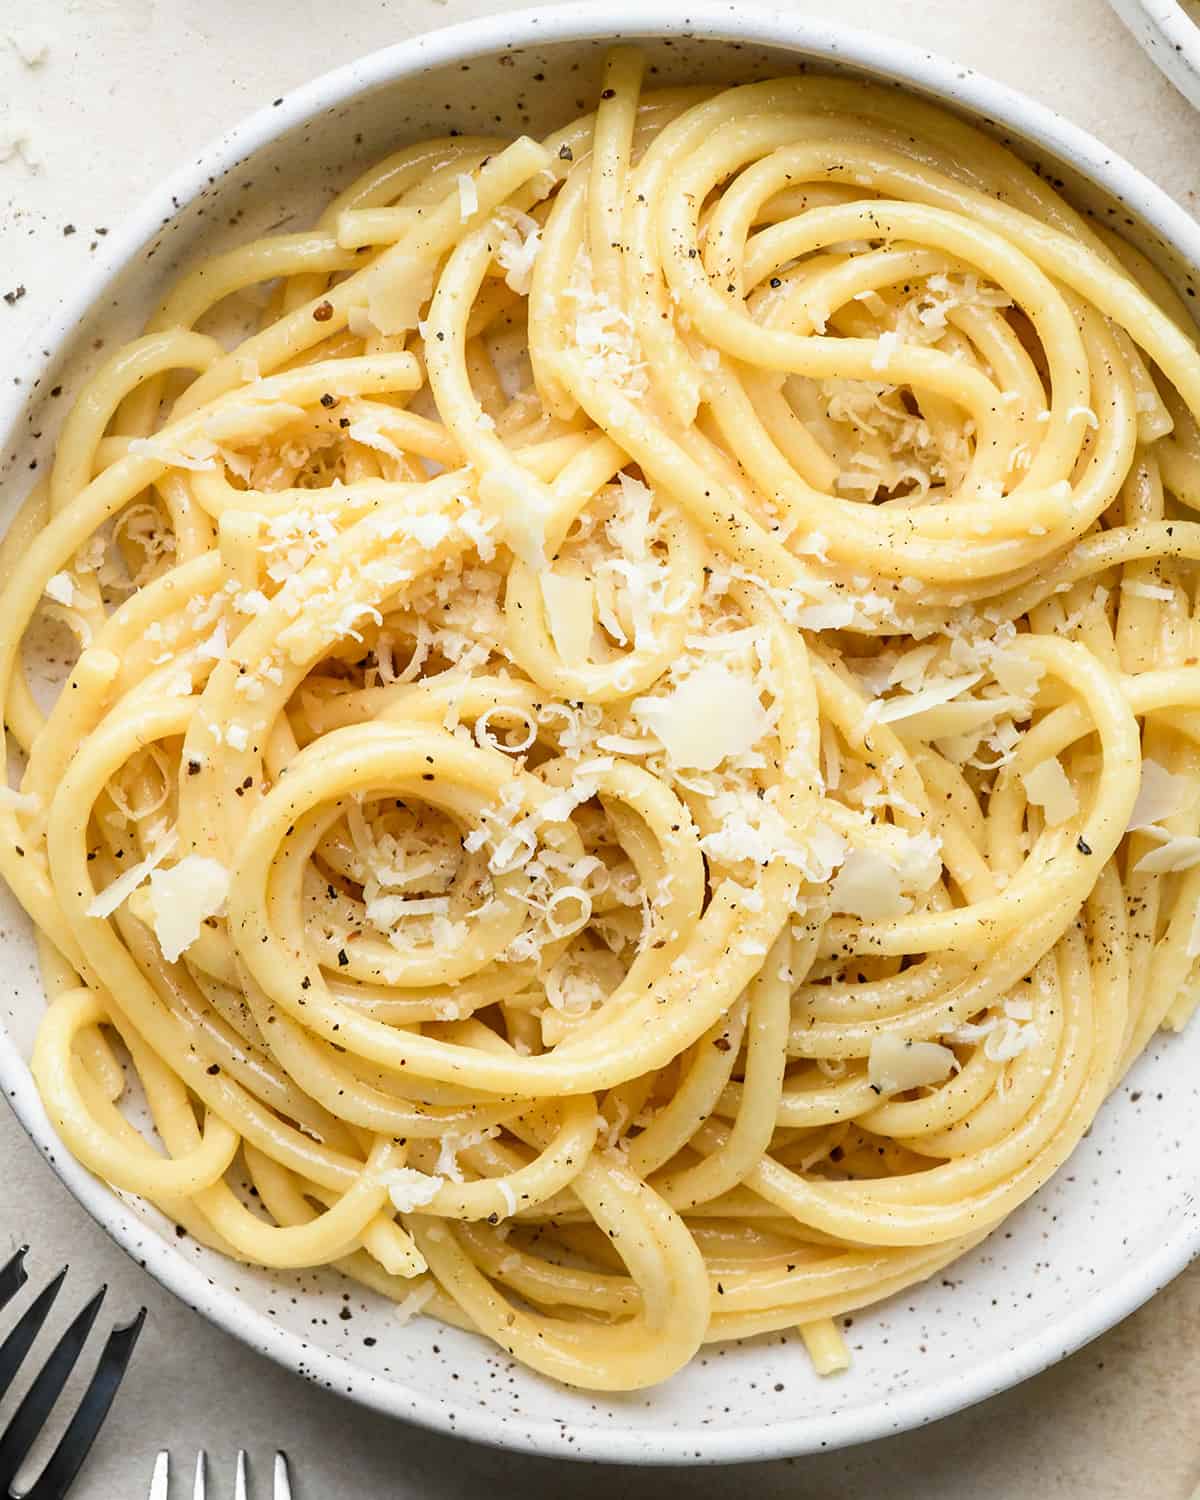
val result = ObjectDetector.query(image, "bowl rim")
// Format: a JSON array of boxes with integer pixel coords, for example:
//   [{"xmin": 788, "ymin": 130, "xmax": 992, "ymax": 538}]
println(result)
[{"xmin": 2, "ymin": 0, "xmax": 1199, "ymax": 1465}]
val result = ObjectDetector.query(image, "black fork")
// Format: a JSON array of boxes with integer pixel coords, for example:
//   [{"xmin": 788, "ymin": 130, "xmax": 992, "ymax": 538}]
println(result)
[{"xmin": 0, "ymin": 1248, "xmax": 145, "ymax": 1499}]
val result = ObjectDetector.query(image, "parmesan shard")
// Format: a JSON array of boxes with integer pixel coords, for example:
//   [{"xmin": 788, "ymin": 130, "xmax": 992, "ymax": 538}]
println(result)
[
  {"xmin": 147, "ymin": 855, "xmax": 230, "ymax": 963},
  {"xmin": 632, "ymin": 664, "xmax": 768, "ymax": 771},
  {"xmin": 128, "ymin": 435, "xmax": 218, "ymax": 472},
  {"xmin": 44, "ymin": 572, "xmax": 76, "ymax": 606},
  {"xmin": 868, "ymin": 1034, "xmax": 956, "ymax": 1095},
  {"xmin": 1020, "ymin": 757, "xmax": 1078, "ymax": 827},
  {"xmin": 0, "ymin": 786, "xmax": 40, "ymax": 814},
  {"xmin": 393, "ymin": 1280, "xmax": 436, "ymax": 1325},
  {"xmin": 86, "ymin": 832, "xmax": 178, "ymax": 919},
  {"xmin": 478, "ymin": 467, "xmax": 551, "ymax": 570},
  {"xmin": 386, "ymin": 1168, "xmax": 443, "ymax": 1213},
  {"xmin": 1187, "ymin": 904, "xmax": 1200, "ymax": 959},
  {"xmin": 456, "ymin": 172, "xmax": 479, "ymax": 220},
  {"xmin": 829, "ymin": 848, "xmax": 911, "ymax": 920},
  {"xmin": 540, "ymin": 568, "xmax": 595, "ymax": 664},
  {"xmin": 1128, "ymin": 760, "xmax": 1192, "ymax": 831},
  {"xmin": 1133, "ymin": 835, "xmax": 1200, "ymax": 875},
  {"xmin": 871, "ymin": 672, "xmax": 983, "ymax": 725}
]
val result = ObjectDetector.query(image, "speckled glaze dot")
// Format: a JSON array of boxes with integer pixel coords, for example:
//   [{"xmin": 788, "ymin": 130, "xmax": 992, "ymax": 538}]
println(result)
[{"xmin": 0, "ymin": 4, "xmax": 1198, "ymax": 1467}]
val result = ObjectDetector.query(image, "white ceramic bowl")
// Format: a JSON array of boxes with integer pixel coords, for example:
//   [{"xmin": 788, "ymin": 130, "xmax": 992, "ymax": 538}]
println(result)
[
  {"xmin": 1108, "ymin": 0, "xmax": 1200, "ymax": 110},
  {"xmin": 2, "ymin": 2, "xmax": 1199, "ymax": 1465}
]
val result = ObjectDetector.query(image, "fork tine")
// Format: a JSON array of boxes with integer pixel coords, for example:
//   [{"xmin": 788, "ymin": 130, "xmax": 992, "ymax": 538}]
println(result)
[
  {"xmin": 147, "ymin": 1450, "xmax": 169, "ymax": 1500},
  {"xmin": 0, "ymin": 1284, "xmax": 107, "ymax": 1491},
  {"xmin": 193, "ymin": 1450, "xmax": 206, "ymax": 1500},
  {"xmin": 274, "ymin": 1452, "xmax": 292, "ymax": 1500},
  {"xmin": 234, "ymin": 1451, "xmax": 248, "ymax": 1500},
  {"xmin": 23, "ymin": 1307, "xmax": 146, "ymax": 1500},
  {"xmin": 0, "ymin": 1267, "xmax": 67, "ymax": 1405},
  {"xmin": 0, "ymin": 1250, "xmax": 28, "ymax": 1316}
]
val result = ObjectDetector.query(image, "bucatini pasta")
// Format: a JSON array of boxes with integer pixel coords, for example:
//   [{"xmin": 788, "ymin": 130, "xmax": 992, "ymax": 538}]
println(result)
[{"xmin": 4, "ymin": 48, "xmax": 1200, "ymax": 1391}]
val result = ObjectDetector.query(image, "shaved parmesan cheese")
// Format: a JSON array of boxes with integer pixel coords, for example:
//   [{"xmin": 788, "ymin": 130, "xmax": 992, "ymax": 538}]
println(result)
[
  {"xmin": 1021, "ymin": 757, "xmax": 1078, "ymax": 826},
  {"xmin": 147, "ymin": 855, "xmax": 230, "ymax": 962},
  {"xmin": 868, "ymin": 1034, "xmax": 956, "ymax": 1094},
  {"xmin": 1065, "ymin": 405, "xmax": 1099, "ymax": 429},
  {"xmin": 393, "ymin": 1280, "xmax": 437, "ymax": 1324},
  {"xmin": 1128, "ymin": 760, "xmax": 1192, "ymax": 830},
  {"xmin": 0, "ymin": 786, "xmax": 39, "ymax": 814},
  {"xmin": 788, "ymin": 592, "xmax": 856, "ymax": 632},
  {"xmin": 633, "ymin": 664, "xmax": 768, "ymax": 771},
  {"xmin": 540, "ymin": 568, "xmax": 594, "ymax": 664},
  {"xmin": 1122, "ymin": 579, "xmax": 1175, "ymax": 602},
  {"xmin": 1188, "ymin": 904, "xmax": 1200, "ymax": 959},
  {"xmin": 198, "ymin": 620, "xmax": 229, "ymax": 660},
  {"xmin": 225, "ymin": 724, "xmax": 250, "ymax": 752},
  {"xmin": 478, "ymin": 467, "xmax": 551, "ymax": 570},
  {"xmin": 86, "ymin": 832, "xmax": 177, "ymax": 919},
  {"xmin": 347, "ymin": 417, "xmax": 407, "ymax": 463},
  {"xmin": 456, "ymin": 172, "xmax": 478, "ymax": 219},
  {"xmin": 887, "ymin": 644, "xmax": 938, "ymax": 692},
  {"xmin": 386, "ymin": 1168, "xmax": 443, "ymax": 1213},
  {"xmin": 347, "ymin": 304, "xmax": 381, "ymax": 339},
  {"xmin": 1133, "ymin": 835, "xmax": 1200, "ymax": 874},
  {"xmin": 202, "ymin": 401, "xmax": 305, "ymax": 444},
  {"xmin": 367, "ymin": 260, "xmax": 435, "ymax": 338},
  {"xmin": 128, "ymin": 435, "xmax": 217, "ymax": 471},
  {"xmin": 44, "ymin": 572, "xmax": 75, "ymax": 606},
  {"xmin": 984, "ymin": 1017, "xmax": 1038, "ymax": 1062},
  {"xmin": 829, "ymin": 848, "xmax": 910, "ymax": 920},
  {"xmin": 988, "ymin": 648, "xmax": 1043, "ymax": 703},
  {"xmin": 870, "ymin": 672, "xmax": 982, "ymax": 725},
  {"xmin": 435, "ymin": 1124, "xmax": 501, "ymax": 1183},
  {"xmin": 367, "ymin": 892, "xmax": 450, "ymax": 929}
]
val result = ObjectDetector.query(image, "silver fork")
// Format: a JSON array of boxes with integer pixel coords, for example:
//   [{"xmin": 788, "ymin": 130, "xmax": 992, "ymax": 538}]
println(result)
[{"xmin": 147, "ymin": 1451, "xmax": 293, "ymax": 1498}]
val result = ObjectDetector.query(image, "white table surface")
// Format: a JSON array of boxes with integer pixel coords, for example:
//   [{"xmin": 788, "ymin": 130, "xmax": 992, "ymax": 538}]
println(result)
[{"xmin": 1, "ymin": 0, "xmax": 1198, "ymax": 1495}]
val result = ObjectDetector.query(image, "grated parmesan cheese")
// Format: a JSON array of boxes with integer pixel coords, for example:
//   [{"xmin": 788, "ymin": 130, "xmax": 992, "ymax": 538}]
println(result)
[
  {"xmin": 564, "ymin": 250, "xmax": 647, "ymax": 396},
  {"xmin": 495, "ymin": 209, "xmax": 542, "ymax": 295},
  {"xmin": 386, "ymin": 1168, "xmax": 443, "ymax": 1213}
]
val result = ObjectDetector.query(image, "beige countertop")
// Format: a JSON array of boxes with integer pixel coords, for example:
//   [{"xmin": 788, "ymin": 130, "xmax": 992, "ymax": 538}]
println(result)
[{"xmin": 1, "ymin": 0, "xmax": 1198, "ymax": 1494}]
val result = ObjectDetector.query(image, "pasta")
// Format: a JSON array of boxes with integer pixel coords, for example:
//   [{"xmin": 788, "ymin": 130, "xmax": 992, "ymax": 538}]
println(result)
[{"xmin": 4, "ymin": 46, "xmax": 1200, "ymax": 1393}]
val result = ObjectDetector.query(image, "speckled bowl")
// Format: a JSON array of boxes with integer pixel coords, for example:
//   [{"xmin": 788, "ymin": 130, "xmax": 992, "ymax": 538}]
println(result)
[
  {"xmin": 1, "ymin": 1, "xmax": 1198, "ymax": 1465},
  {"xmin": 1107, "ymin": 0, "xmax": 1200, "ymax": 111}
]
